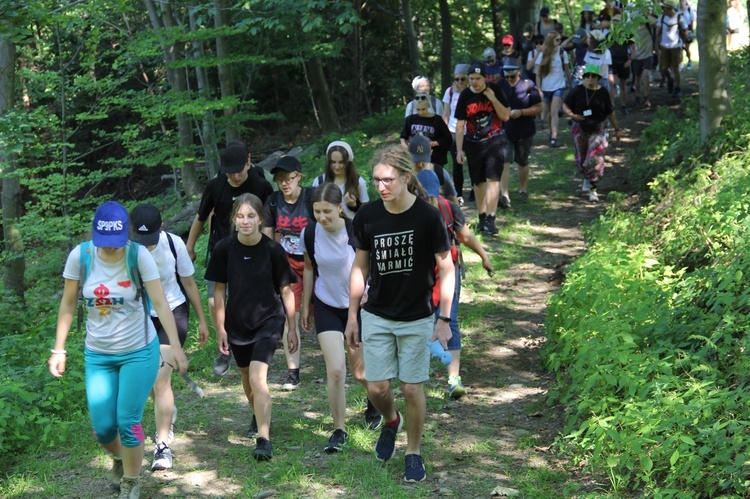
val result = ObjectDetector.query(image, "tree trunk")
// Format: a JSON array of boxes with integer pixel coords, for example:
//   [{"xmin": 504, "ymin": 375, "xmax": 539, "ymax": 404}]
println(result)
[
  {"xmin": 490, "ymin": 0, "xmax": 503, "ymax": 53},
  {"xmin": 214, "ymin": 0, "xmax": 238, "ymax": 142},
  {"xmin": 505, "ymin": 0, "xmax": 542, "ymax": 40},
  {"xmin": 303, "ymin": 57, "xmax": 341, "ymax": 132},
  {"xmin": 439, "ymin": 0, "xmax": 452, "ymax": 91},
  {"xmin": 189, "ymin": 2, "xmax": 220, "ymax": 177},
  {"xmin": 0, "ymin": 26, "xmax": 25, "ymax": 302},
  {"xmin": 144, "ymin": 0, "xmax": 201, "ymax": 197},
  {"xmin": 401, "ymin": 0, "xmax": 421, "ymax": 76},
  {"xmin": 698, "ymin": 0, "xmax": 731, "ymax": 138}
]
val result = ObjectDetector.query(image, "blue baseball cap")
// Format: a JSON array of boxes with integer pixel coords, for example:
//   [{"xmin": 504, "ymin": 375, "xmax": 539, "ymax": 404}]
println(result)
[
  {"xmin": 92, "ymin": 201, "xmax": 129, "ymax": 248},
  {"xmin": 417, "ymin": 169, "xmax": 441, "ymax": 198}
]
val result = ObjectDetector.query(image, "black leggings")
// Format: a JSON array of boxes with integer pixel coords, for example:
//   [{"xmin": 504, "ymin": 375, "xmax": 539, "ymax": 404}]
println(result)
[{"xmin": 450, "ymin": 133, "xmax": 465, "ymax": 194}]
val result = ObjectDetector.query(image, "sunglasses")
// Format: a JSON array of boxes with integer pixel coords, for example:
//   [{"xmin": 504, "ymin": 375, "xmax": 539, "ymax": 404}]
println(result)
[
  {"xmin": 414, "ymin": 95, "xmax": 429, "ymax": 101},
  {"xmin": 583, "ymin": 73, "xmax": 599, "ymax": 79},
  {"xmin": 503, "ymin": 44, "xmax": 512, "ymax": 48},
  {"xmin": 504, "ymin": 72, "xmax": 519, "ymax": 77},
  {"xmin": 454, "ymin": 77, "xmax": 466, "ymax": 82}
]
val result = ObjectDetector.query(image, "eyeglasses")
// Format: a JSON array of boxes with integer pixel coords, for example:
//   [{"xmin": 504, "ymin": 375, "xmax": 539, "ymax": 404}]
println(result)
[
  {"xmin": 276, "ymin": 173, "xmax": 300, "ymax": 185},
  {"xmin": 414, "ymin": 95, "xmax": 429, "ymax": 101},
  {"xmin": 371, "ymin": 176, "xmax": 401, "ymax": 187},
  {"xmin": 454, "ymin": 77, "xmax": 466, "ymax": 82},
  {"xmin": 583, "ymin": 73, "xmax": 599, "ymax": 79}
]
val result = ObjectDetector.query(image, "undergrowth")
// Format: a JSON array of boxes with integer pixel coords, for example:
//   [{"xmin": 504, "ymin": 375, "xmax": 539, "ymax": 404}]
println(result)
[{"xmin": 544, "ymin": 48, "xmax": 750, "ymax": 497}]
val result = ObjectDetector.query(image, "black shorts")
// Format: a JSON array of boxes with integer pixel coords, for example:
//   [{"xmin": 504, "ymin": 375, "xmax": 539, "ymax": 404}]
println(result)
[
  {"xmin": 152, "ymin": 302, "xmax": 189, "ymax": 347},
  {"xmin": 630, "ymin": 58, "xmax": 653, "ymax": 77},
  {"xmin": 612, "ymin": 62, "xmax": 631, "ymax": 81},
  {"xmin": 230, "ymin": 333, "xmax": 281, "ymax": 368},
  {"xmin": 505, "ymin": 136, "xmax": 534, "ymax": 167},
  {"xmin": 313, "ymin": 296, "xmax": 361, "ymax": 334},
  {"xmin": 465, "ymin": 133, "xmax": 506, "ymax": 184}
]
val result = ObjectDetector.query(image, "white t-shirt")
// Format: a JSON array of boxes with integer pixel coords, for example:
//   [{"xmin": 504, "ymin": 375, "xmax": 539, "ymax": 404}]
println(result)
[
  {"xmin": 299, "ymin": 223, "xmax": 354, "ymax": 310},
  {"xmin": 535, "ymin": 50, "xmax": 570, "ymax": 92},
  {"xmin": 583, "ymin": 50, "xmax": 612, "ymax": 77},
  {"xmin": 63, "ymin": 244, "xmax": 159, "ymax": 354},
  {"xmin": 148, "ymin": 232, "xmax": 195, "ymax": 314},
  {"xmin": 311, "ymin": 175, "xmax": 369, "ymax": 220},
  {"xmin": 442, "ymin": 87, "xmax": 461, "ymax": 133},
  {"xmin": 659, "ymin": 13, "xmax": 687, "ymax": 49}
]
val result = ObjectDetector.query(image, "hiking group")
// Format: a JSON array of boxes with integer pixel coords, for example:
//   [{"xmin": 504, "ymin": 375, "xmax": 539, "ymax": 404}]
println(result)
[{"xmin": 48, "ymin": 1, "xmax": 703, "ymax": 495}]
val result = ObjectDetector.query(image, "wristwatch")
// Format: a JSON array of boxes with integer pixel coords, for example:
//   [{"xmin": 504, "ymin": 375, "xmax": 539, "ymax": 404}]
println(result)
[{"xmin": 438, "ymin": 316, "xmax": 451, "ymax": 323}]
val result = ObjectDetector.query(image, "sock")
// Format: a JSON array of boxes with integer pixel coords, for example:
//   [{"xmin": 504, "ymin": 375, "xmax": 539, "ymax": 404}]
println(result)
[
  {"xmin": 289, "ymin": 368, "xmax": 299, "ymax": 377},
  {"xmin": 385, "ymin": 412, "xmax": 401, "ymax": 429},
  {"xmin": 366, "ymin": 398, "xmax": 375, "ymax": 412}
]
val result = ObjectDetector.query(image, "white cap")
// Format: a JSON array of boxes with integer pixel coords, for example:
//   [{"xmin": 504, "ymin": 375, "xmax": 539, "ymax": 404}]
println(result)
[{"xmin": 326, "ymin": 141, "xmax": 354, "ymax": 161}]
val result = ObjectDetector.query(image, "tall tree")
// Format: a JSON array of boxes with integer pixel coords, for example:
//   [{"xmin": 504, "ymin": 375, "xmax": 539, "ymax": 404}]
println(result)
[
  {"xmin": 214, "ymin": 0, "xmax": 238, "ymax": 142},
  {"xmin": 401, "ymin": 0, "xmax": 421, "ymax": 75},
  {"xmin": 0, "ymin": 22, "xmax": 24, "ymax": 301},
  {"xmin": 439, "ymin": 0, "xmax": 452, "ymax": 91},
  {"xmin": 698, "ymin": 0, "xmax": 731, "ymax": 137}
]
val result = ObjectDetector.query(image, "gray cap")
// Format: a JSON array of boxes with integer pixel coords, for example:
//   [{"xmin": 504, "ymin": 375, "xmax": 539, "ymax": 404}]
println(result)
[
  {"xmin": 483, "ymin": 47, "xmax": 496, "ymax": 58},
  {"xmin": 454, "ymin": 63, "xmax": 470, "ymax": 76},
  {"xmin": 502, "ymin": 58, "xmax": 520, "ymax": 71},
  {"xmin": 408, "ymin": 135, "xmax": 432, "ymax": 163}
]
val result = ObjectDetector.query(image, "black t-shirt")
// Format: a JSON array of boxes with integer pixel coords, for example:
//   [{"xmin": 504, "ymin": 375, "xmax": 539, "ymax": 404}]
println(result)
[
  {"xmin": 351, "ymin": 197, "xmax": 450, "ymax": 321},
  {"xmin": 263, "ymin": 187, "xmax": 315, "ymax": 256},
  {"xmin": 454, "ymin": 82, "xmax": 510, "ymax": 143},
  {"xmin": 499, "ymin": 78, "xmax": 542, "ymax": 142},
  {"xmin": 197, "ymin": 170, "xmax": 274, "ymax": 252},
  {"xmin": 204, "ymin": 234, "xmax": 297, "ymax": 344},
  {"xmin": 399, "ymin": 114, "xmax": 453, "ymax": 166},
  {"xmin": 564, "ymin": 85, "xmax": 614, "ymax": 132}
]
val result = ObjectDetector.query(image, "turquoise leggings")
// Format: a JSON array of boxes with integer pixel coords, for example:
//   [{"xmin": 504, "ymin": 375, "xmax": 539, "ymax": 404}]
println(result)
[{"xmin": 84, "ymin": 338, "xmax": 159, "ymax": 447}]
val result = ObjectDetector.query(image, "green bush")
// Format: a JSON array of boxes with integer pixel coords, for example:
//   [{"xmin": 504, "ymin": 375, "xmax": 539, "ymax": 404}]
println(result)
[{"xmin": 544, "ymin": 51, "xmax": 750, "ymax": 496}]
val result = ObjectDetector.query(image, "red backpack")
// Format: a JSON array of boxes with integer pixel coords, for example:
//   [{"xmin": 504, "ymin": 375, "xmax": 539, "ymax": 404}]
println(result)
[{"xmin": 432, "ymin": 196, "xmax": 460, "ymax": 307}]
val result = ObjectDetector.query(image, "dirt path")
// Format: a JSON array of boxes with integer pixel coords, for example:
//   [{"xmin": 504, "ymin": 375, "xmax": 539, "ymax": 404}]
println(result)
[{"xmin": 42, "ymin": 73, "xmax": 693, "ymax": 499}]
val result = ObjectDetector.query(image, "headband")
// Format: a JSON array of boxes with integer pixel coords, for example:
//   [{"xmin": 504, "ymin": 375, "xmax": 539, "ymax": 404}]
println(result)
[{"xmin": 326, "ymin": 141, "xmax": 354, "ymax": 161}]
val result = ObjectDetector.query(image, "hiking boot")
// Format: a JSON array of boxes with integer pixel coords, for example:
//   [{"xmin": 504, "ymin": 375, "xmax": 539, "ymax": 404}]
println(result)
[
  {"xmin": 118, "ymin": 476, "xmax": 141, "ymax": 499},
  {"xmin": 324, "ymin": 429, "xmax": 348, "ymax": 454},
  {"xmin": 213, "ymin": 351, "xmax": 232, "ymax": 376},
  {"xmin": 404, "ymin": 454, "xmax": 427, "ymax": 482},
  {"xmin": 517, "ymin": 191, "xmax": 529, "ymax": 204},
  {"xmin": 485, "ymin": 215, "xmax": 498, "ymax": 236},
  {"xmin": 253, "ymin": 437, "xmax": 273, "ymax": 461},
  {"xmin": 247, "ymin": 414, "xmax": 258, "ymax": 438},
  {"xmin": 364, "ymin": 399, "xmax": 383, "ymax": 430},
  {"xmin": 582, "ymin": 178, "xmax": 591, "ymax": 193},
  {"xmin": 281, "ymin": 370, "xmax": 300, "ymax": 390},
  {"xmin": 151, "ymin": 442, "xmax": 173, "ymax": 471},
  {"xmin": 498, "ymin": 195, "xmax": 511, "ymax": 210},
  {"xmin": 110, "ymin": 457, "xmax": 124, "ymax": 491},
  {"xmin": 375, "ymin": 411, "xmax": 403, "ymax": 461},
  {"xmin": 477, "ymin": 213, "xmax": 487, "ymax": 233},
  {"xmin": 588, "ymin": 190, "xmax": 599, "ymax": 202},
  {"xmin": 550, "ymin": 138, "xmax": 559, "ymax": 148},
  {"xmin": 448, "ymin": 375, "xmax": 468, "ymax": 399}
]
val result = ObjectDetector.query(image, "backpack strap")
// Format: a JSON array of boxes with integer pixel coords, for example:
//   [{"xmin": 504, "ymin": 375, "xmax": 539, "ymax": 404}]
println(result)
[
  {"xmin": 125, "ymin": 240, "xmax": 152, "ymax": 346},
  {"xmin": 165, "ymin": 232, "xmax": 187, "ymax": 299},
  {"xmin": 316, "ymin": 174, "xmax": 325, "ymax": 186},
  {"xmin": 77, "ymin": 241, "xmax": 94, "ymax": 332}
]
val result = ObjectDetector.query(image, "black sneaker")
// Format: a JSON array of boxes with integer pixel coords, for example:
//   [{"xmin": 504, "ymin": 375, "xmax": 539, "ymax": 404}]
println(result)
[
  {"xmin": 213, "ymin": 351, "xmax": 232, "ymax": 376},
  {"xmin": 476, "ymin": 213, "xmax": 487, "ymax": 233},
  {"xmin": 404, "ymin": 453, "xmax": 426, "ymax": 482},
  {"xmin": 281, "ymin": 371, "xmax": 300, "ymax": 390},
  {"xmin": 375, "ymin": 411, "xmax": 403, "ymax": 461},
  {"xmin": 324, "ymin": 429, "xmax": 348, "ymax": 454},
  {"xmin": 364, "ymin": 399, "xmax": 383, "ymax": 430},
  {"xmin": 247, "ymin": 415, "xmax": 258, "ymax": 438},
  {"xmin": 253, "ymin": 437, "xmax": 273, "ymax": 461},
  {"xmin": 498, "ymin": 195, "xmax": 511, "ymax": 210},
  {"xmin": 517, "ymin": 191, "xmax": 529, "ymax": 204},
  {"xmin": 485, "ymin": 215, "xmax": 498, "ymax": 236}
]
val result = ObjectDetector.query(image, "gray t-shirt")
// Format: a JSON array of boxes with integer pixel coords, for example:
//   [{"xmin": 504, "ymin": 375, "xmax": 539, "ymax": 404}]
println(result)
[{"xmin": 64, "ymin": 244, "xmax": 159, "ymax": 353}]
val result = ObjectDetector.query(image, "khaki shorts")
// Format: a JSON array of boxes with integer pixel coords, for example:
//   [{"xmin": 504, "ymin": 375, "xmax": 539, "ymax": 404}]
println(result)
[
  {"xmin": 361, "ymin": 310, "xmax": 433, "ymax": 383},
  {"xmin": 659, "ymin": 46, "xmax": 682, "ymax": 73}
]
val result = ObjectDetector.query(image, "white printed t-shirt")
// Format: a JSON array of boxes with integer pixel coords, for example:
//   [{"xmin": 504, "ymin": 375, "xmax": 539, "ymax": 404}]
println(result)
[
  {"xmin": 148, "ymin": 231, "xmax": 195, "ymax": 314},
  {"xmin": 63, "ymin": 244, "xmax": 159, "ymax": 354}
]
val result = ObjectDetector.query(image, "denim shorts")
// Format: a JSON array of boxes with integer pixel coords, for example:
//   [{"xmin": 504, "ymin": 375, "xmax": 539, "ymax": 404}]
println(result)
[{"xmin": 542, "ymin": 88, "xmax": 566, "ymax": 102}]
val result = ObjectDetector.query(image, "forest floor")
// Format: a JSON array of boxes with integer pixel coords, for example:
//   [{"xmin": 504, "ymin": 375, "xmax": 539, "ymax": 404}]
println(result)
[{"xmin": 18, "ymin": 71, "xmax": 693, "ymax": 498}]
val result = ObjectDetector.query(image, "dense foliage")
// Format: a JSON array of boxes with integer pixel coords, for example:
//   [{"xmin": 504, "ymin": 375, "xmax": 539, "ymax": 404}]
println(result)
[{"xmin": 544, "ymin": 48, "xmax": 750, "ymax": 497}]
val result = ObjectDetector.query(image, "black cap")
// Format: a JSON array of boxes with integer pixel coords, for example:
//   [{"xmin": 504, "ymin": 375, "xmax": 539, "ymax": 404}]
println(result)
[
  {"xmin": 130, "ymin": 204, "xmax": 162, "ymax": 246},
  {"xmin": 220, "ymin": 144, "xmax": 248, "ymax": 174},
  {"xmin": 540, "ymin": 7, "xmax": 550, "ymax": 16},
  {"xmin": 467, "ymin": 59, "xmax": 486, "ymax": 78},
  {"xmin": 598, "ymin": 12, "xmax": 611, "ymax": 21},
  {"xmin": 270, "ymin": 155, "xmax": 301, "ymax": 174}
]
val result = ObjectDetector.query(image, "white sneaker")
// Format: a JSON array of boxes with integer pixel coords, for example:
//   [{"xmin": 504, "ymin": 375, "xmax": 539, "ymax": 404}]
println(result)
[
  {"xmin": 582, "ymin": 178, "xmax": 591, "ymax": 193},
  {"xmin": 588, "ymin": 190, "xmax": 599, "ymax": 202},
  {"xmin": 151, "ymin": 442, "xmax": 173, "ymax": 471}
]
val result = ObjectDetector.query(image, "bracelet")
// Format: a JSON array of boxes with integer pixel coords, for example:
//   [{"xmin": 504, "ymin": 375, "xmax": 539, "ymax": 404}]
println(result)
[
  {"xmin": 438, "ymin": 315, "xmax": 451, "ymax": 323},
  {"xmin": 50, "ymin": 349, "xmax": 67, "ymax": 355}
]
